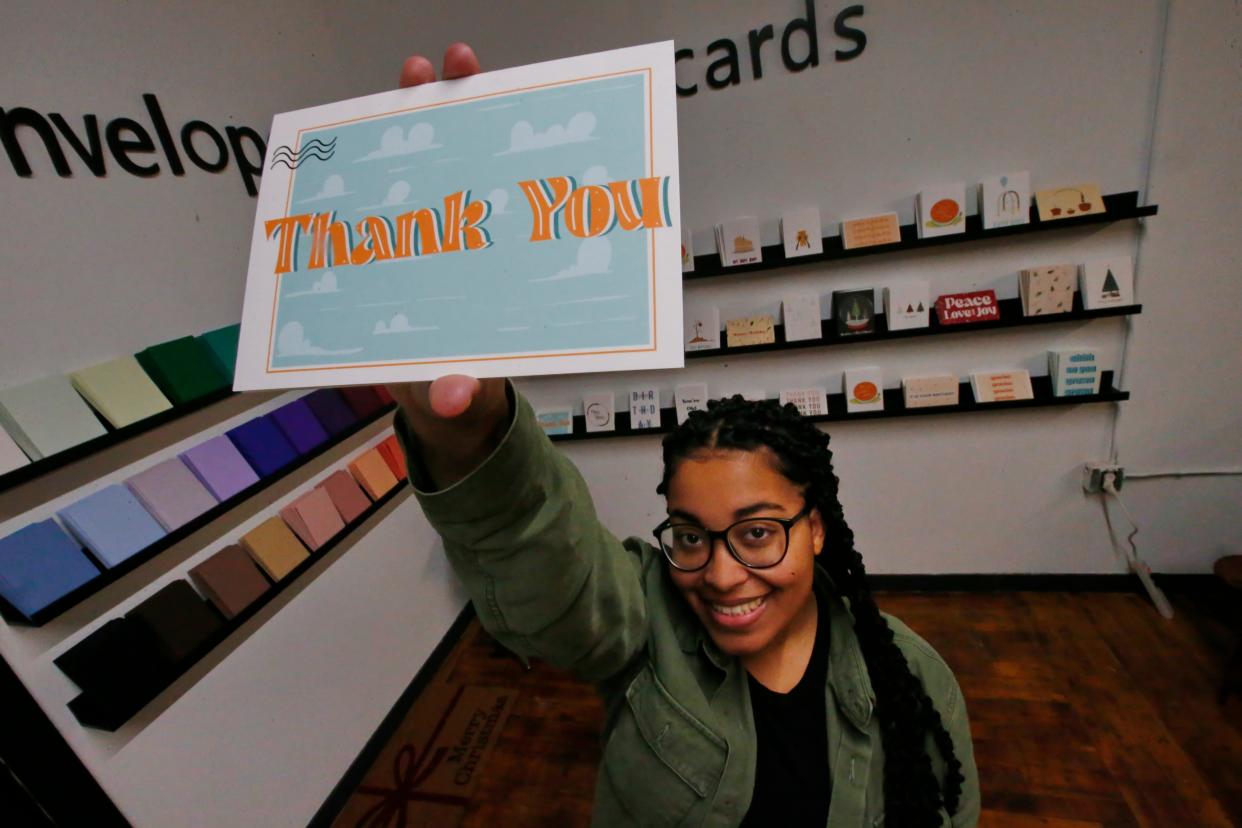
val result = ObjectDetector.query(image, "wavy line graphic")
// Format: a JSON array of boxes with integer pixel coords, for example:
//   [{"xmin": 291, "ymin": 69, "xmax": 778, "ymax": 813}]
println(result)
[{"xmin": 269, "ymin": 136, "xmax": 338, "ymax": 170}]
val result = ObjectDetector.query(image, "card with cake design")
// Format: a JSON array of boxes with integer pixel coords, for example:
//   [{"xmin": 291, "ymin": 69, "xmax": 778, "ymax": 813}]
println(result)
[
  {"xmin": 916, "ymin": 184, "xmax": 967, "ymax": 239},
  {"xmin": 1035, "ymin": 183, "xmax": 1106, "ymax": 221},
  {"xmin": 726, "ymin": 314, "xmax": 776, "ymax": 347},
  {"xmin": 236, "ymin": 41, "xmax": 683, "ymax": 390},
  {"xmin": 1080, "ymin": 257, "xmax": 1134, "ymax": 310},
  {"xmin": 979, "ymin": 172, "xmax": 1031, "ymax": 229},
  {"xmin": 715, "ymin": 217, "xmax": 763, "ymax": 267},
  {"xmin": 883, "ymin": 282, "xmax": 930, "ymax": 331},
  {"xmin": 781, "ymin": 208, "xmax": 823, "ymax": 258},
  {"xmin": 683, "ymin": 301, "xmax": 720, "ymax": 352},
  {"xmin": 844, "ymin": 368, "xmax": 884, "ymax": 413},
  {"xmin": 832, "ymin": 288, "xmax": 876, "ymax": 336},
  {"xmin": 1020, "ymin": 265, "xmax": 1076, "ymax": 316}
]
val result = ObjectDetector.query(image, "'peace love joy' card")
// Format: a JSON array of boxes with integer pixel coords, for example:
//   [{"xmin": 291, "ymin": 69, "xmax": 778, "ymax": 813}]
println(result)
[{"xmin": 236, "ymin": 42, "xmax": 682, "ymax": 390}]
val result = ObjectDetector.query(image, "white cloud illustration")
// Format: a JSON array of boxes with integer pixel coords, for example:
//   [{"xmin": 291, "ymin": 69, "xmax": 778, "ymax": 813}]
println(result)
[
  {"xmin": 276, "ymin": 322, "xmax": 362, "ymax": 356},
  {"xmin": 298, "ymin": 174, "xmax": 354, "ymax": 203},
  {"xmin": 530, "ymin": 237, "xmax": 612, "ymax": 283},
  {"xmin": 497, "ymin": 112, "xmax": 597, "ymax": 155},
  {"xmin": 486, "ymin": 188, "xmax": 510, "ymax": 214},
  {"xmin": 373, "ymin": 313, "xmax": 440, "ymax": 335},
  {"xmin": 581, "ymin": 165, "xmax": 609, "ymax": 186},
  {"xmin": 285, "ymin": 270, "xmax": 341, "ymax": 298},
  {"xmin": 356, "ymin": 123, "xmax": 442, "ymax": 161}
]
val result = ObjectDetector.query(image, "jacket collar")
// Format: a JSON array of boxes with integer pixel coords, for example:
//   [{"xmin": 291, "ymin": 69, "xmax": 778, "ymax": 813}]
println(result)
[{"xmin": 672, "ymin": 563, "xmax": 876, "ymax": 729}]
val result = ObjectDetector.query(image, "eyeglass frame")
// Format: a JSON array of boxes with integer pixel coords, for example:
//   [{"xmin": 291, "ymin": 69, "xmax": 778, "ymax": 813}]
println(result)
[{"xmin": 651, "ymin": 503, "xmax": 814, "ymax": 572}]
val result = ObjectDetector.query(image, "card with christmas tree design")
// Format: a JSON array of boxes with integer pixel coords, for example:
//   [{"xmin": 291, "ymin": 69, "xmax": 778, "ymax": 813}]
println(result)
[
  {"xmin": 883, "ymin": 282, "xmax": 930, "ymax": 331},
  {"xmin": 832, "ymin": 288, "xmax": 876, "ymax": 336},
  {"xmin": 1080, "ymin": 257, "xmax": 1134, "ymax": 310}
]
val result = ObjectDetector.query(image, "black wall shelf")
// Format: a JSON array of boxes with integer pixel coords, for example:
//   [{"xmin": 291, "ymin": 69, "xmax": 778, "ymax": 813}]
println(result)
[
  {"xmin": 60, "ymin": 481, "xmax": 407, "ymax": 732},
  {"xmin": 687, "ymin": 297, "xmax": 1141, "ymax": 361},
  {"xmin": 685, "ymin": 191, "xmax": 1157, "ymax": 281},
  {"xmin": 0, "ymin": 406, "xmax": 396, "ymax": 628},
  {"xmin": 0, "ymin": 388, "xmax": 238, "ymax": 494},
  {"xmin": 548, "ymin": 371, "xmax": 1127, "ymax": 443}
]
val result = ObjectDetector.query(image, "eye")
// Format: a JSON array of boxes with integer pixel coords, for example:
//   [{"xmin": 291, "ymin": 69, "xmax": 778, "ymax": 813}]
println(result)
[
  {"xmin": 673, "ymin": 528, "xmax": 704, "ymax": 547},
  {"xmin": 744, "ymin": 526, "xmax": 773, "ymax": 541}
]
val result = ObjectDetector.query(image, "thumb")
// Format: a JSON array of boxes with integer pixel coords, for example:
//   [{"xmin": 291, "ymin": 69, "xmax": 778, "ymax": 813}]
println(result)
[{"xmin": 427, "ymin": 374, "xmax": 482, "ymax": 419}]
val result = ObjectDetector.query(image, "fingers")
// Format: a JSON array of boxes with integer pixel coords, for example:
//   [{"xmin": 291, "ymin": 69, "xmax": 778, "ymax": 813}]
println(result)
[
  {"xmin": 400, "ymin": 55, "xmax": 436, "ymax": 88},
  {"xmin": 428, "ymin": 375, "xmax": 483, "ymax": 419},
  {"xmin": 442, "ymin": 42, "xmax": 482, "ymax": 79}
]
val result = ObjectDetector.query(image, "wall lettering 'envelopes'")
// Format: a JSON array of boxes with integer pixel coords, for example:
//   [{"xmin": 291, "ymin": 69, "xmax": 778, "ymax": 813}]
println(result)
[{"xmin": 237, "ymin": 42, "xmax": 682, "ymax": 389}]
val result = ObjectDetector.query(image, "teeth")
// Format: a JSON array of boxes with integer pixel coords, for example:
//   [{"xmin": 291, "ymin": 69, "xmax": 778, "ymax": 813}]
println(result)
[{"xmin": 711, "ymin": 596, "xmax": 766, "ymax": 616}]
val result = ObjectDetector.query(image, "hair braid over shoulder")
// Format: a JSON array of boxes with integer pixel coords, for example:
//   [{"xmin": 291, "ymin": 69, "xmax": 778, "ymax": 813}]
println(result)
[{"xmin": 657, "ymin": 396, "xmax": 964, "ymax": 825}]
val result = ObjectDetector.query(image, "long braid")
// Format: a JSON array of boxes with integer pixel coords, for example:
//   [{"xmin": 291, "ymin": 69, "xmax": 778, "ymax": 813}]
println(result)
[{"xmin": 657, "ymin": 396, "xmax": 964, "ymax": 824}]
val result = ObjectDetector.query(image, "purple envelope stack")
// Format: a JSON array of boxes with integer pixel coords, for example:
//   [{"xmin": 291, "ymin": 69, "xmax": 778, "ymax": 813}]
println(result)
[
  {"xmin": 180, "ymin": 435, "xmax": 260, "ymax": 502},
  {"xmin": 126, "ymin": 458, "xmax": 219, "ymax": 532},
  {"xmin": 270, "ymin": 398, "xmax": 330, "ymax": 456},
  {"xmin": 304, "ymin": 390, "xmax": 358, "ymax": 438}
]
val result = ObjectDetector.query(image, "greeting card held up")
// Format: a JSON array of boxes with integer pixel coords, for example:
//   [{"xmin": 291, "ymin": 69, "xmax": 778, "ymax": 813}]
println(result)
[{"xmin": 236, "ymin": 42, "xmax": 682, "ymax": 390}]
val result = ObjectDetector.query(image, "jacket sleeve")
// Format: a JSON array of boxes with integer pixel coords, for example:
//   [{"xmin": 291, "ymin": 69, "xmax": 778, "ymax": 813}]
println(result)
[
  {"xmin": 946, "ymin": 681, "xmax": 981, "ymax": 828},
  {"xmin": 393, "ymin": 388, "xmax": 648, "ymax": 683}
]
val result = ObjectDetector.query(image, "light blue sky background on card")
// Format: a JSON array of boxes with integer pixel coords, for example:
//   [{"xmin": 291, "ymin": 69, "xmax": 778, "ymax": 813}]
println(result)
[{"xmin": 270, "ymin": 74, "xmax": 651, "ymax": 369}]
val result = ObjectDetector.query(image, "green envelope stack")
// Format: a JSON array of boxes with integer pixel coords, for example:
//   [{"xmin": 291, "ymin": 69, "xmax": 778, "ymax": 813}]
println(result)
[
  {"xmin": 197, "ymin": 324, "xmax": 240, "ymax": 383},
  {"xmin": 136, "ymin": 336, "xmax": 230, "ymax": 406}
]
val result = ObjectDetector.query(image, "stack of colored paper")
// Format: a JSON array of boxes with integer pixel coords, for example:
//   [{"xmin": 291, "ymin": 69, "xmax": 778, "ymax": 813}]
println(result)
[
  {"xmin": 339, "ymin": 386, "xmax": 387, "ymax": 420},
  {"xmin": 349, "ymin": 448, "xmax": 400, "ymax": 500},
  {"xmin": 226, "ymin": 415, "xmax": 299, "ymax": 478},
  {"xmin": 0, "ymin": 427, "xmax": 30, "ymax": 475},
  {"xmin": 189, "ymin": 544, "xmax": 271, "ymax": 619},
  {"xmin": 304, "ymin": 389, "xmax": 359, "ymax": 437},
  {"xmin": 270, "ymin": 398, "xmax": 330, "ymax": 456},
  {"xmin": 376, "ymin": 435, "xmax": 407, "ymax": 482},
  {"xmin": 54, "ymin": 616, "xmax": 170, "ymax": 702},
  {"xmin": 316, "ymin": 470, "xmax": 372, "ymax": 523},
  {"xmin": 240, "ymin": 517, "xmax": 308, "ymax": 581},
  {"xmin": 198, "ymin": 324, "xmax": 241, "ymax": 381},
  {"xmin": 69, "ymin": 356, "xmax": 172, "ymax": 428},
  {"xmin": 279, "ymin": 488, "xmax": 346, "ymax": 551},
  {"xmin": 180, "ymin": 435, "xmax": 260, "ymax": 501},
  {"xmin": 127, "ymin": 581, "xmax": 224, "ymax": 663},
  {"xmin": 0, "ymin": 375, "xmax": 107, "ymax": 459},
  {"xmin": 0, "ymin": 520, "xmax": 100, "ymax": 620},
  {"xmin": 125, "ymin": 458, "xmax": 219, "ymax": 532},
  {"xmin": 58, "ymin": 484, "xmax": 167, "ymax": 568},
  {"xmin": 136, "ymin": 336, "xmax": 230, "ymax": 405}
]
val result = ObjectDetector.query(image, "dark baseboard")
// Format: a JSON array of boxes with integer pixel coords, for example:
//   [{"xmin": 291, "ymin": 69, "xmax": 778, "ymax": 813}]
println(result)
[
  {"xmin": 308, "ymin": 603, "xmax": 476, "ymax": 828},
  {"xmin": 868, "ymin": 573, "xmax": 1218, "ymax": 592}
]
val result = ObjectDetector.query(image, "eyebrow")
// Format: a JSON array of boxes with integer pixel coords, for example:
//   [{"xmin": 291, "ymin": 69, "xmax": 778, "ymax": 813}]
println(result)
[{"xmin": 668, "ymin": 501, "xmax": 790, "ymax": 524}]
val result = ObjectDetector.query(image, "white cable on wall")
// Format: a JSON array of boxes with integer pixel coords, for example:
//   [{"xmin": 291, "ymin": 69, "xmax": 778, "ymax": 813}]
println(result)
[{"xmin": 1099, "ymin": 471, "xmax": 1174, "ymax": 619}]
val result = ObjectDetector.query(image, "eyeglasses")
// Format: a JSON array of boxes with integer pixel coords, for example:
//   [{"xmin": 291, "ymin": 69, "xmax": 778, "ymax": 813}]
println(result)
[{"xmin": 652, "ymin": 504, "xmax": 813, "ymax": 572}]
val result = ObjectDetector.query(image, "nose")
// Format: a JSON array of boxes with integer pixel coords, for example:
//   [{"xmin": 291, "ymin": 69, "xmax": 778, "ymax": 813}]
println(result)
[{"xmin": 701, "ymin": 536, "xmax": 750, "ymax": 593}]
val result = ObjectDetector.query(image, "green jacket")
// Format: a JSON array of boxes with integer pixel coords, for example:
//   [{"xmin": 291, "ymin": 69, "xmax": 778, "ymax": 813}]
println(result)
[{"xmin": 397, "ymin": 393, "xmax": 980, "ymax": 827}]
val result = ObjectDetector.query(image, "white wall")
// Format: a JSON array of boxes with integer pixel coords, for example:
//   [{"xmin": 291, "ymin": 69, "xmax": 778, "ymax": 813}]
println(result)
[{"xmin": 3, "ymin": 0, "xmax": 1240, "ymax": 824}]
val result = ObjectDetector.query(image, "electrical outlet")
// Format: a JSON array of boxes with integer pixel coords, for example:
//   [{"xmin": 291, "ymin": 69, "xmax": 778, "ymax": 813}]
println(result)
[{"xmin": 1083, "ymin": 463, "xmax": 1125, "ymax": 493}]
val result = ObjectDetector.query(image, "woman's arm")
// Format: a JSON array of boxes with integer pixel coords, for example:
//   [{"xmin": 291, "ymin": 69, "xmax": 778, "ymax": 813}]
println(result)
[{"xmin": 386, "ymin": 47, "xmax": 648, "ymax": 683}]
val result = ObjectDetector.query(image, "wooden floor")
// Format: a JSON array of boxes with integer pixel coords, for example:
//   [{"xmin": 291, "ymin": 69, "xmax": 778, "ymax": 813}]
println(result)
[{"xmin": 337, "ymin": 585, "xmax": 1242, "ymax": 827}]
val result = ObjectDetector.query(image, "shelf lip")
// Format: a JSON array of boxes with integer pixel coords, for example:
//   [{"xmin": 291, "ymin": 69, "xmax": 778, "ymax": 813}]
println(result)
[
  {"xmin": 0, "ymin": 387, "xmax": 238, "ymax": 494},
  {"xmin": 1, "ymin": 405, "xmax": 397, "ymax": 628},
  {"xmin": 63, "ymin": 482, "xmax": 408, "ymax": 732},
  {"xmin": 685, "ymin": 191, "xmax": 1157, "ymax": 281},
  {"xmin": 687, "ymin": 300, "xmax": 1142, "ymax": 361},
  {"xmin": 549, "ymin": 372, "xmax": 1126, "ymax": 443}
]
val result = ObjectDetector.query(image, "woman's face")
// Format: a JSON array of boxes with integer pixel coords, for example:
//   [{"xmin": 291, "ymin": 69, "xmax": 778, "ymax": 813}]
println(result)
[{"xmin": 663, "ymin": 447, "xmax": 824, "ymax": 659}]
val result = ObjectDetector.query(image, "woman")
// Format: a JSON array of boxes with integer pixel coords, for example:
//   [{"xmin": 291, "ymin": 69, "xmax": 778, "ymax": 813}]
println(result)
[{"xmin": 392, "ymin": 44, "xmax": 979, "ymax": 828}]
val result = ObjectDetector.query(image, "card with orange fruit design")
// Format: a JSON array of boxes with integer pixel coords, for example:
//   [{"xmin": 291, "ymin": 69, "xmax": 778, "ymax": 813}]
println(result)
[
  {"xmin": 844, "ymin": 368, "xmax": 885, "ymax": 413},
  {"xmin": 916, "ymin": 184, "xmax": 967, "ymax": 239}
]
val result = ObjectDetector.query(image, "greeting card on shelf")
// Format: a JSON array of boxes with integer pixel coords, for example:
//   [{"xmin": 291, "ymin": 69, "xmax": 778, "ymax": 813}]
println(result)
[
  {"xmin": 1080, "ymin": 257, "xmax": 1134, "ymax": 309},
  {"xmin": 916, "ymin": 184, "xmax": 966, "ymax": 239},
  {"xmin": 781, "ymin": 208, "xmax": 823, "ymax": 258},
  {"xmin": 681, "ymin": 228, "xmax": 695, "ymax": 273},
  {"xmin": 844, "ymin": 368, "xmax": 884, "ymax": 414},
  {"xmin": 782, "ymin": 294, "xmax": 823, "ymax": 342},
  {"xmin": 684, "ymin": 302, "xmax": 721, "ymax": 352},
  {"xmin": 883, "ymin": 282, "xmax": 930, "ymax": 331},
  {"xmin": 779, "ymin": 388, "xmax": 828, "ymax": 417},
  {"xmin": 536, "ymin": 408, "xmax": 574, "ymax": 436},
  {"xmin": 1035, "ymin": 183, "xmax": 1106, "ymax": 221},
  {"xmin": 935, "ymin": 290, "xmax": 1000, "ymax": 325},
  {"xmin": 832, "ymin": 288, "xmax": 876, "ymax": 336},
  {"xmin": 841, "ymin": 213, "xmax": 901, "ymax": 250},
  {"xmin": 716, "ymin": 217, "xmax": 763, "ymax": 267},
  {"xmin": 1049, "ymin": 349, "xmax": 1102, "ymax": 396},
  {"xmin": 726, "ymin": 315, "xmax": 776, "ymax": 347},
  {"xmin": 235, "ymin": 41, "xmax": 682, "ymax": 390},
  {"xmin": 674, "ymin": 383, "xmax": 708, "ymax": 425},
  {"xmin": 583, "ymin": 393, "xmax": 616, "ymax": 432},
  {"xmin": 629, "ymin": 387, "xmax": 661, "ymax": 430},
  {"xmin": 979, "ymin": 172, "xmax": 1031, "ymax": 229},
  {"xmin": 1019, "ymin": 265, "xmax": 1075, "ymax": 316},
  {"xmin": 970, "ymin": 370, "xmax": 1034, "ymax": 403},
  {"xmin": 902, "ymin": 375, "xmax": 960, "ymax": 408}
]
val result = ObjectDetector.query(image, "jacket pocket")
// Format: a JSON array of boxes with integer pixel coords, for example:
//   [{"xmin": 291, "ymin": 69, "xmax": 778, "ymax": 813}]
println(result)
[{"xmin": 599, "ymin": 667, "xmax": 728, "ymax": 825}]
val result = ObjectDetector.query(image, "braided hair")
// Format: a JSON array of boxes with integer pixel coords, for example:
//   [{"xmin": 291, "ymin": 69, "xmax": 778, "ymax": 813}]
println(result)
[{"xmin": 657, "ymin": 395, "xmax": 964, "ymax": 826}]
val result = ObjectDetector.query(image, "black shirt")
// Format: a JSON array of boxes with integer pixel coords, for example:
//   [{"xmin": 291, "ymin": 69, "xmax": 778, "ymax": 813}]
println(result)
[{"xmin": 740, "ymin": 582, "xmax": 832, "ymax": 826}]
